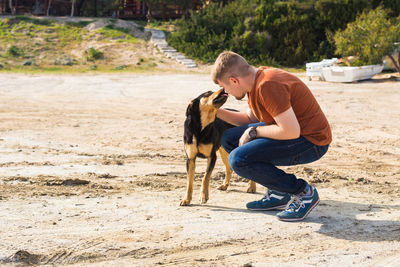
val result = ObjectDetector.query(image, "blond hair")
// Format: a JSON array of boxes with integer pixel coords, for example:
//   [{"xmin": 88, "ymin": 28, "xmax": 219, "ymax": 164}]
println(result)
[{"xmin": 211, "ymin": 51, "xmax": 252, "ymax": 84}]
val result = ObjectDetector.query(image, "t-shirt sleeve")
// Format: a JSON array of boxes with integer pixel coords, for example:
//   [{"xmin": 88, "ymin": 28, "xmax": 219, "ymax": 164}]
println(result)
[{"xmin": 258, "ymin": 81, "xmax": 291, "ymax": 117}]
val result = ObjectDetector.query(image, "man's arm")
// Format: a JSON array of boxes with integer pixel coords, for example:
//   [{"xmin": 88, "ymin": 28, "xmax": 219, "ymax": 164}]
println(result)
[
  {"xmin": 239, "ymin": 107, "xmax": 300, "ymax": 146},
  {"xmin": 246, "ymin": 107, "xmax": 259, "ymax": 123},
  {"xmin": 217, "ymin": 107, "xmax": 259, "ymax": 126}
]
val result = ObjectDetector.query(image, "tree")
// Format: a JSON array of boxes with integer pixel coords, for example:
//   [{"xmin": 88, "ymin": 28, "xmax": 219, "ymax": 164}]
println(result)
[
  {"xmin": 334, "ymin": 6, "xmax": 400, "ymax": 72},
  {"xmin": 47, "ymin": 0, "xmax": 52, "ymax": 16},
  {"xmin": 71, "ymin": 0, "xmax": 76, "ymax": 16},
  {"xmin": 9, "ymin": 0, "xmax": 15, "ymax": 15},
  {"xmin": 75, "ymin": 0, "xmax": 87, "ymax": 16}
]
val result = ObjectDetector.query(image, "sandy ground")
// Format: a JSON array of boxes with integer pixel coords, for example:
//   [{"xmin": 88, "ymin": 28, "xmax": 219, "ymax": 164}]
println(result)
[{"xmin": 0, "ymin": 73, "xmax": 399, "ymax": 266}]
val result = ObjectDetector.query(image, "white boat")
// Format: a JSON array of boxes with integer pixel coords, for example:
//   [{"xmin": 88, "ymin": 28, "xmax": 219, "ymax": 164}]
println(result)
[
  {"xmin": 321, "ymin": 64, "xmax": 384, "ymax": 83},
  {"xmin": 306, "ymin": 58, "xmax": 338, "ymax": 81}
]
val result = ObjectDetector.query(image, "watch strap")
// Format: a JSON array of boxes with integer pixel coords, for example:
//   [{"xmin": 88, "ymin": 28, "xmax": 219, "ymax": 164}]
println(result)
[{"xmin": 248, "ymin": 126, "xmax": 257, "ymax": 140}]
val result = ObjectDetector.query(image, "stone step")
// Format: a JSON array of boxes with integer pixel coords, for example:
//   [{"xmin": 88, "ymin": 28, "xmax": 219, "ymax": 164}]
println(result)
[
  {"xmin": 154, "ymin": 43, "xmax": 168, "ymax": 48},
  {"xmin": 178, "ymin": 59, "xmax": 196, "ymax": 64},
  {"xmin": 165, "ymin": 52, "xmax": 185, "ymax": 59},
  {"xmin": 160, "ymin": 48, "xmax": 177, "ymax": 53}
]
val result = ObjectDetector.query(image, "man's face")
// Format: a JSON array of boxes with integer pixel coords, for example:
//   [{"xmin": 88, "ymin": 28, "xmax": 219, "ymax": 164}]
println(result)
[{"xmin": 218, "ymin": 77, "xmax": 246, "ymax": 100}]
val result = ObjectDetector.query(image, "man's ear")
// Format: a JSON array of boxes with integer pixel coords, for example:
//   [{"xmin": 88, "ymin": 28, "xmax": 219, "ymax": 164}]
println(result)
[{"xmin": 229, "ymin": 76, "xmax": 239, "ymax": 85}]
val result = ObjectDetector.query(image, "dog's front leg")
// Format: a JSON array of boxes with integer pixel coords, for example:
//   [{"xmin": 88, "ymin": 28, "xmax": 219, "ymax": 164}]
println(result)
[
  {"xmin": 180, "ymin": 158, "xmax": 196, "ymax": 206},
  {"xmin": 247, "ymin": 180, "xmax": 257, "ymax": 193},
  {"xmin": 200, "ymin": 154, "xmax": 216, "ymax": 204}
]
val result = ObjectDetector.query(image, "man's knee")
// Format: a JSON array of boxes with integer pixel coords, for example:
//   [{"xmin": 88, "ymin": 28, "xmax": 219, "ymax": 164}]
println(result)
[{"xmin": 228, "ymin": 148, "xmax": 247, "ymax": 173}]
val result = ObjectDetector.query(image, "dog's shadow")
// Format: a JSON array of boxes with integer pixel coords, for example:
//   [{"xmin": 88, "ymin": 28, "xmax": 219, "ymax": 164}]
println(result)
[{"xmin": 197, "ymin": 199, "xmax": 400, "ymax": 242}]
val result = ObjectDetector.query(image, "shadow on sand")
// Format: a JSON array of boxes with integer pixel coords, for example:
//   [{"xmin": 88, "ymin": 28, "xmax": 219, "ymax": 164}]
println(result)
[{"xmin": 196, "ymin": 199, "xmax": 400, "ymax": 242}]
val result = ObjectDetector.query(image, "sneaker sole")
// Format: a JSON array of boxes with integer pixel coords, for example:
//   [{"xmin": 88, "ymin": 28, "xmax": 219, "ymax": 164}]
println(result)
[
  {"xmin": 277, "ymin": 198, "xmax": 320, "ymax": 222},
  {"xmin": 247, "ymin": 204, "xmax": 287, "ymax": 211}
]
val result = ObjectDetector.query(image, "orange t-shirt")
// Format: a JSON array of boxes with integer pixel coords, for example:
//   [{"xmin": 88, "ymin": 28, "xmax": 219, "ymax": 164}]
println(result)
[{"xmin": 247, "ymin": 67, "xmax": 332, "ymax": 146}]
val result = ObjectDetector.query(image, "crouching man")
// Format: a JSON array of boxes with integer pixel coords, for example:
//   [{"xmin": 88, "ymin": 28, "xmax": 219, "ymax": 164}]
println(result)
[{"xmin": 212, "ymin": 51, "xmax": 332, "ymax": 221}]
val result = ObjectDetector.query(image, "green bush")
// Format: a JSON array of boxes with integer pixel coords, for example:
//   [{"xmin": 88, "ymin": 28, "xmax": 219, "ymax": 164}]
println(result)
[
  {"xmin": 66, "ymin": 21, "xmax": 93, "ymax": 28},
  {"xmin": 6, "ymin": 45, "xmax": 20, "ymax": 57},
  {"xmin": 167, "ymin": 0, "xmax": 399, "ymax": 66},
  {"xmin": 334, "ymin": 6, "xmax": 400, "ymax": 68},
  {"xmin": 168, "ymin": 0, "xmax": 272, "ymax": 65},
  {"xmin": 96, "ymin": 25, "xmax": 139, "ymax": 43},
  {"xmin": 14, "ymin": 15, "xmax": 52, "ymax": 26},
  {"xmin": 85, "ymin": 47, "xmax": 104, "ymax": 61}
]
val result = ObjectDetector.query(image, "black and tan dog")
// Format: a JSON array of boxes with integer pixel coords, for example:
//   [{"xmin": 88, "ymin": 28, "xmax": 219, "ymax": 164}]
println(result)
[{"xmin": 180, "ymin": 88, "xmax": 256, "ymax": 206}]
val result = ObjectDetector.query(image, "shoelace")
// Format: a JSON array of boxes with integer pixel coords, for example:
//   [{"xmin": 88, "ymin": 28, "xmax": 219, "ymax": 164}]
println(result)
[
  {"xmin": 285, "ymin": 195, "xmax": 305, "ymax": 211},
  {"xmin": 261, "ymin": 189, "xmax": 272, "ymax": 202}
]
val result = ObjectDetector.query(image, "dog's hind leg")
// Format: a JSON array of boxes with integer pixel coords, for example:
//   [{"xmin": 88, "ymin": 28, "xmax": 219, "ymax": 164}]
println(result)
[
  {"xmin": 200, "ymin": 154, "xmax": 216, "ymax": 204},
  {"xmin": 217, "ymin": 147, "xmax": 233, "ymax": 191},
  {"xmin": 180, "ymin": 157, "xmax": 196, "ymax": 206}
]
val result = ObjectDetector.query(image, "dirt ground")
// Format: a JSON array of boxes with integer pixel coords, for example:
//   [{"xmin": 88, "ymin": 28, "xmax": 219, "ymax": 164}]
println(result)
[{"xmin": 0, "ymin": 72, "xmax": 399, "ymax": 266}]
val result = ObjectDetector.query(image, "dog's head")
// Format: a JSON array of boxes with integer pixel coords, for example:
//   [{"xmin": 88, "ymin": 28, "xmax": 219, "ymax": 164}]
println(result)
[{"xmin": 185, "ymin": 88, "xmax": 228, "ymax": 130}]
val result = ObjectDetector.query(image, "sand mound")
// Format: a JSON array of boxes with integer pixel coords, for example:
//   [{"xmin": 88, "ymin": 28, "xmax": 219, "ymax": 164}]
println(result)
[{"xmin": 84, "ymin": 18, "xmax": 150, "ymax": 40}]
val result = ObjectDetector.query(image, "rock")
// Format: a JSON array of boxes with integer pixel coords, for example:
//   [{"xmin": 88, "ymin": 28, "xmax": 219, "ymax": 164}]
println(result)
[
  {"xmin": 114, "ymin": 64, "xmax": 128, "ymax": 70},
  {"xmin": 22, "ymin": 60, "xmax": 33, "ymax": 66},
  {"xmin": 54, "ymin": 56, "xmax": 77, "ymax": 66},
  {"xmin": 9, "ymin": 250, "xmax": 43, "ymax": 265},
  {"xmin": 62, "ymin": 179, "xmax": 90, "ymax": 186}
]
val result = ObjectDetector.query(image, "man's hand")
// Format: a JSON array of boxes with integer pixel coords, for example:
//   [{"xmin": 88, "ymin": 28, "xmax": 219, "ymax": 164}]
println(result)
[{"xmin": 239, "ymin": 128, "xmax": 252, "ymax": 146}]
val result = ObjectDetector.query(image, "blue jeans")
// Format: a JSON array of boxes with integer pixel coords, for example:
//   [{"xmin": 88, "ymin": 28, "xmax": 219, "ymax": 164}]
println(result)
[{"xmin": 222, "ymin": 122, "xmax": 329, "ymax": 195}]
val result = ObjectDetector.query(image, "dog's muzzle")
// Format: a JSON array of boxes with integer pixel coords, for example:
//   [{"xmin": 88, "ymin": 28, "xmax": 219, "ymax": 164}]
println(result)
[{"xmin": 213, "ymin": 89, "xmax": 229, "ymax": 105}]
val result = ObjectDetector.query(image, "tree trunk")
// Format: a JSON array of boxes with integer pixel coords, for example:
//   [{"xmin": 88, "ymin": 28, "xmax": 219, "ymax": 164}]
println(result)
[
  {"xmin": 71, "ymin": 0, "xmax": 75, "ymax": 17},
  {"xmin": 76, "ymin": 0, "xmax": 86, "ymax": 16},
  {"xmin": 146, "ymin": 8, "xmax": 153, "ymax": 22},
  {"xmin": 33, "ymin": 0, "xmax": 41, "ymax": 15},
  {"xmin": 112, "ymin": 0, "xmax": 121, "ymax": 18},
  {"xmin": 388, "ymin": 54, "xmax": 400, "ymax": 73},
  {"xmin": 94, "ymin": 0, "xmax": 97, "ymax": 17},
  {"xmin": 9, "ymin": 0, "xmax": 15, "ymax": 15},
  {"xmin": 46, "ymin": 0, "xmax": 52, "ymax": 16},
  {"xmin": 162, "ymin": 3, "xmax": 166, "ymax": 20}
]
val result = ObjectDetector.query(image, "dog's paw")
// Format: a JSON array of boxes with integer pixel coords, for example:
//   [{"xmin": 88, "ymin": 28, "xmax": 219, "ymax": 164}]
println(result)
[
  {"xmin": 180, "ymin": 199, "xmax": 191, "ymax": 206},
  {"xmin": 200, "ymin": 198, "xmax": 208, "ymax": 204},
  {"xmin": 200, "ymin": 193, "xmax": 209, "ymax": 204},
  {"xmin": 217, "ymin": 184, "xmax": 228, "ymax": 191}
]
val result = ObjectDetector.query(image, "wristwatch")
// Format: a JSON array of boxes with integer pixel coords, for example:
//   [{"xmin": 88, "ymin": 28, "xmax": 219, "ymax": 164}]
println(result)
[{"xmin": 248, "ymin": 126, "xmax": 257, "ymax": 141}]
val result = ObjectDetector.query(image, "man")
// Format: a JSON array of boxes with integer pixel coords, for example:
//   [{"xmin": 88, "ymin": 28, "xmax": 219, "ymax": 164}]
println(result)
[{"xmin": 212, "ymin": 51, "xmax": 331, "ymax": 221}]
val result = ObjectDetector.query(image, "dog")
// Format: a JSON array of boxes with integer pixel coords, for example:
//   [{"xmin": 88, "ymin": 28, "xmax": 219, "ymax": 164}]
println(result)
[{"xmin": 180, "ymin": 88, "xmax": 256, "ymax": 206}]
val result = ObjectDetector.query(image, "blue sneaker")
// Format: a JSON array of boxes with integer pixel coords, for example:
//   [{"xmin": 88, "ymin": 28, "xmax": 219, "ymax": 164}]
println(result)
[
  {"xmin": 246, "ymin": 189, "xmax": 291, "ymax": 211},
  {"xmin": 276, "ymin": 185, "xmax": 320, "ymax": 222}
]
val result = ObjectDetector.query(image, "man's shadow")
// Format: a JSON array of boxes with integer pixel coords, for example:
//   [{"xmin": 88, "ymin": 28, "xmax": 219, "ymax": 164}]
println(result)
[
  {"xmin": 308, "ymin": 200, "xmax": 400, "ymax": 242},
  {"xmin": 200, "ymin": 199, "xmax": 400, "ymax": 242}
]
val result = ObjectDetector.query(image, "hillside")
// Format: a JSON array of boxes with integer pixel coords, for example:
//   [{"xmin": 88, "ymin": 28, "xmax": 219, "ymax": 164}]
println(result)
[{"xmin": 0, "ymin": 16, "xmax": 203, "ymax": 73}]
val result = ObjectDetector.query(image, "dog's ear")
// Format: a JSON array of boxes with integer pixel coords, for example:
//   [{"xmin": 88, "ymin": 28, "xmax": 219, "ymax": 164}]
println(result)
[{"xmin": 186, "ymin": 102, "xmax": 193, "ymax": 116}]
